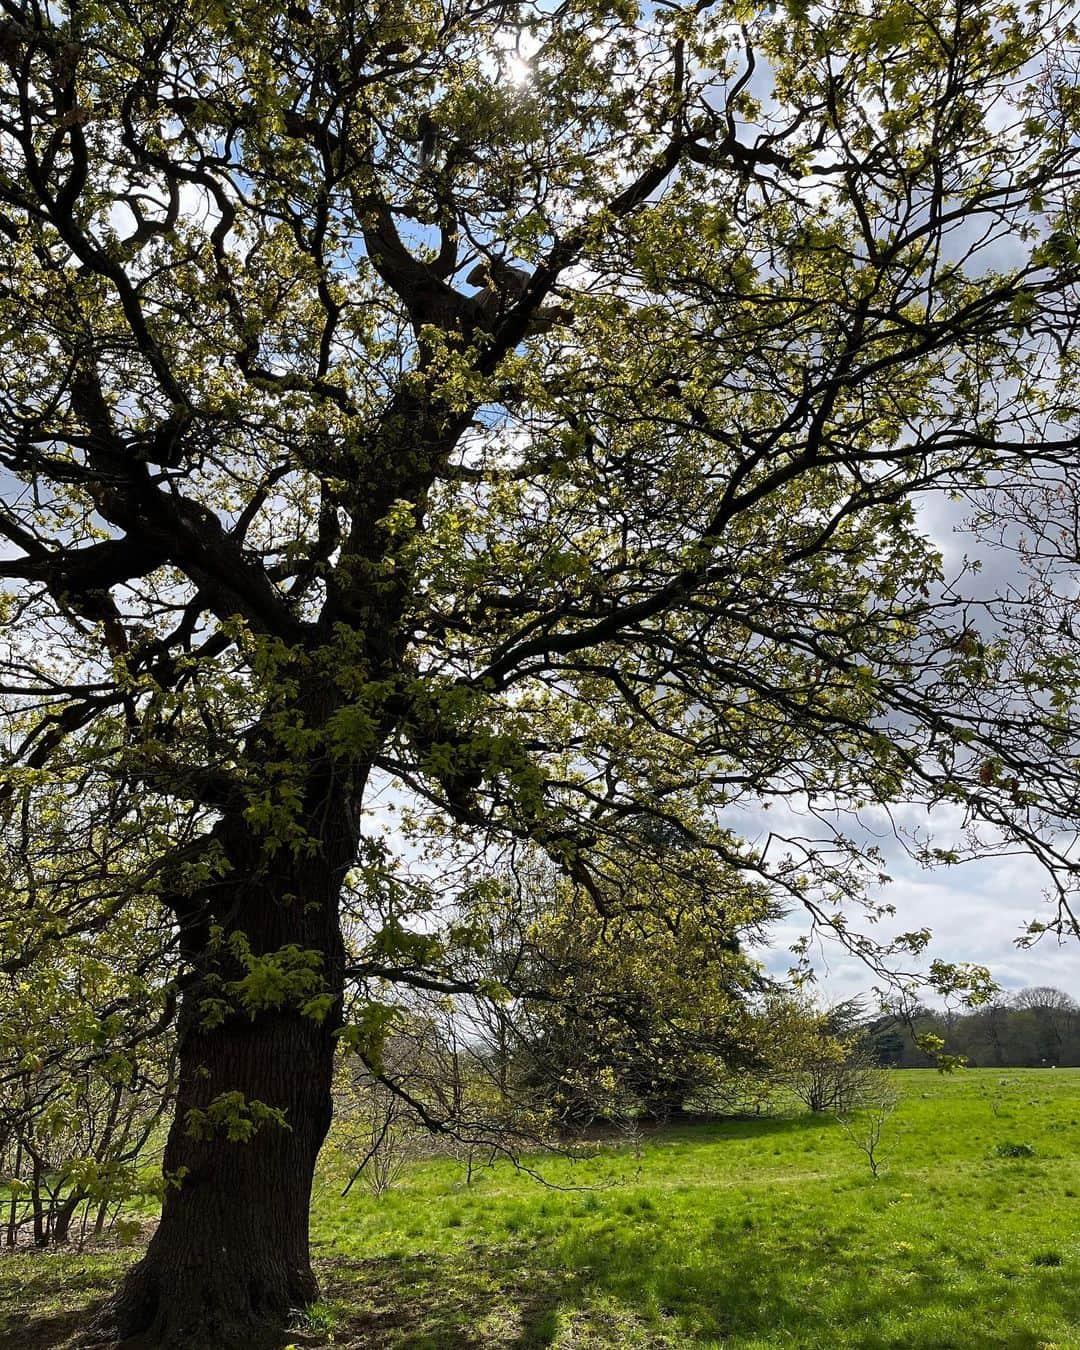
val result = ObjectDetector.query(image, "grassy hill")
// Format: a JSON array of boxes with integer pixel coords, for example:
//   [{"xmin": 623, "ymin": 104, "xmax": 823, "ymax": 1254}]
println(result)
[{"xmin": 3, "ymin": 1068, "xmax": 1079, "ymax": 1348}]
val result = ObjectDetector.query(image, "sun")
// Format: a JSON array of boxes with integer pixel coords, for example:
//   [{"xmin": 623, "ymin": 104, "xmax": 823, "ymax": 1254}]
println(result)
[{"xmin": 505, "ymin": 54, "xmax": 532, "ymax": 86}]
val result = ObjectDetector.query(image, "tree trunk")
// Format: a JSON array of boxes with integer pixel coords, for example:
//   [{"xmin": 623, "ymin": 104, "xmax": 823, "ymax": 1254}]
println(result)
[
  {"xmin": 50, "ymin": 1192, "xmax": 82, "ymax": 1246},
  {"xmin": 7, "ymin": 1138, "xmax": 22, "ymax": 1247},
  {"xmin": 30, "ymin": 1154, "xmax": 45, "ymax": 1248},
  {"xmin": 94, "ymin": 786, "xmax": 355, "ymax": 1349},
  {"xmin": 100, "ymin": 1010, "xmax": 336, "ymax": 1347}
]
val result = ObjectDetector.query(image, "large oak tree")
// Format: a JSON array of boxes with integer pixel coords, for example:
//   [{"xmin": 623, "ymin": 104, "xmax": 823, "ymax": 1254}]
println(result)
[{"xmin": 2, "ymin": 0, "xmax": 1080, "ymax": 1343}]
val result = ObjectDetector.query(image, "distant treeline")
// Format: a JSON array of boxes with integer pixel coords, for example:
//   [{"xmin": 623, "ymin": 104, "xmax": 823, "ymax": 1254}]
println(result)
[{"xmin": 869, "ymin": 987, "xmax": 1080, "ymax": 1069}]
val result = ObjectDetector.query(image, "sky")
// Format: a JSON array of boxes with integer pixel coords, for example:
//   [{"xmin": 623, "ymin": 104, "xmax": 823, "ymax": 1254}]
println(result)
[
  {"xmin": 756, "ymin": 810, "xmax": 1080, "ymax": 1006},
  {"xmin": 642, "ymin": 7, "xmax": 1080, "ymax": 1006},
  {"xmin": 751, "ymin": 491, "xmax": 1080, "ymax": 1007}
]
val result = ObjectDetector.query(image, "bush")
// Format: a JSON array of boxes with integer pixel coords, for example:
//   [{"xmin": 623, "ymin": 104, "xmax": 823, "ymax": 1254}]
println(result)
[
  {"xmin": 332, "ymin": 1071, "xmax": 422, "ymax": 1198},
  {"xmin": 993, "ymin": 1141, "xmax": 1036, "ymax": 1158},
  {"xmin": 770, "ymin": 998, "xmax": 879, "ymax": 1113},
  {"xmin": 0, "ymin": 1052, "xmax": 174, "ymax": 1248}
]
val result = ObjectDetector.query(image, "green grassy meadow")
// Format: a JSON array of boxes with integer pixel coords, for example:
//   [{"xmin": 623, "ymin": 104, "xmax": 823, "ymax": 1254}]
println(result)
[{"xmin": 2, "ymin": 1068, "xmax": 1079, "ymax": 1348}]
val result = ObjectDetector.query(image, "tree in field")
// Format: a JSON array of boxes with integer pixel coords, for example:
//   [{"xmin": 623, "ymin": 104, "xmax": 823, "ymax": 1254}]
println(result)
[
  {"xmin": 0, "ymin": 1039, "xmax": 174, "ymax": 1249},
  {"xmin": 486, "ymin": 851, "xmax": 777, "ymax": 1125},
  {"xmin": 772, "ymin": 995, "xmax": 876, "ymax": 1113},
  {"xmin": 2, "ymin": 0, "xmax": 1080, "ymax": 1342}
]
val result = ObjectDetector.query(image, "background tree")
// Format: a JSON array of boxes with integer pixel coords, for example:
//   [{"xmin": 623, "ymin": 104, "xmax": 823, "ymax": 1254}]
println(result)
[
  {"xmin": 1, "ymin": 0, "xmax": 1080, "ymax": 1344},
  {"xmin": 496, "ymin": 851, "xmax": 777, "ymax": 1125},
  {"xmin": 868, "ymin": 988, "xmax": 1080, "ymax": 1068},
  {"xmin": 1009, "ymin": 987, "xmax": 1078, "ymax": 1065},
  {"xmin": 773, "ymin": 996, "xmax": 877, "ymax": 1113},
  {"xmin": 328, "ymin": 1051, "xmax": 425, "ymax": 1199},
  {"xmin": 0, "ymin": 1040, "xmax": 174, "ymax": 1249},
  {"xmin": 0, "ymin": 772, "xmax": 177, "ymax": 1248}
]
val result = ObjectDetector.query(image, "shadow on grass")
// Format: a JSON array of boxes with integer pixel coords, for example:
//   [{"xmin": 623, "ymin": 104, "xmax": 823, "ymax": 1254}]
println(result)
[
  {"xmin": 9, "ymin": 1218, "xmax": 1080, "ymax": 1350},
  {"xmin": 2, "ymin": 1306, "xmax": 107, "ymax": 1350},
  {"xmin": 314, "ymin": 1197, "xmax": 1080, "ymax": 1350},
  {"xmin": 8, "ymin": 1108, "xmax": 1079, "ymax": 1349},
  {"xmin": 315, "ymin": 1246, "xmax": 576, "ymax": 1350},
  {"xmin": 608, "ymin": 1109, "xmax": 841, "ymax": 1143}
]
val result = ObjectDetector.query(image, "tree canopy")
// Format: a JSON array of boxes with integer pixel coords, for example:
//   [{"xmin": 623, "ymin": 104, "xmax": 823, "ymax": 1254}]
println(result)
[{"xmin": 1, "ymin": 0, "xmax": 1080, "ymax": 1342}]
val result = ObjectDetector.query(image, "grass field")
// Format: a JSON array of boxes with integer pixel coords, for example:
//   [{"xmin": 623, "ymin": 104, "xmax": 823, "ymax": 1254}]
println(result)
[{"xmin": 2, "ymin": 1068, "xmax": 1079, "ymax": 1348}]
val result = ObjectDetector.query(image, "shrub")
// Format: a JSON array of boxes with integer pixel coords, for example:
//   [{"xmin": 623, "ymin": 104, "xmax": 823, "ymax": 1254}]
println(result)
[{"xmin": 994, "ymin": 1141, "xmax": 1037, "ymax": 1158}]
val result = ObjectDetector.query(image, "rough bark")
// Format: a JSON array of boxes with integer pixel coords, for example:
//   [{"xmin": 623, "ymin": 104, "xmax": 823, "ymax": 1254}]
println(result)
[
  {"xmin": 91, "ymin": 781, "xmax": 356, "ymax": 1349},
  {"xmin": 98, "ymin": 1013, "xmax": 335, "ymax": 1347}
]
